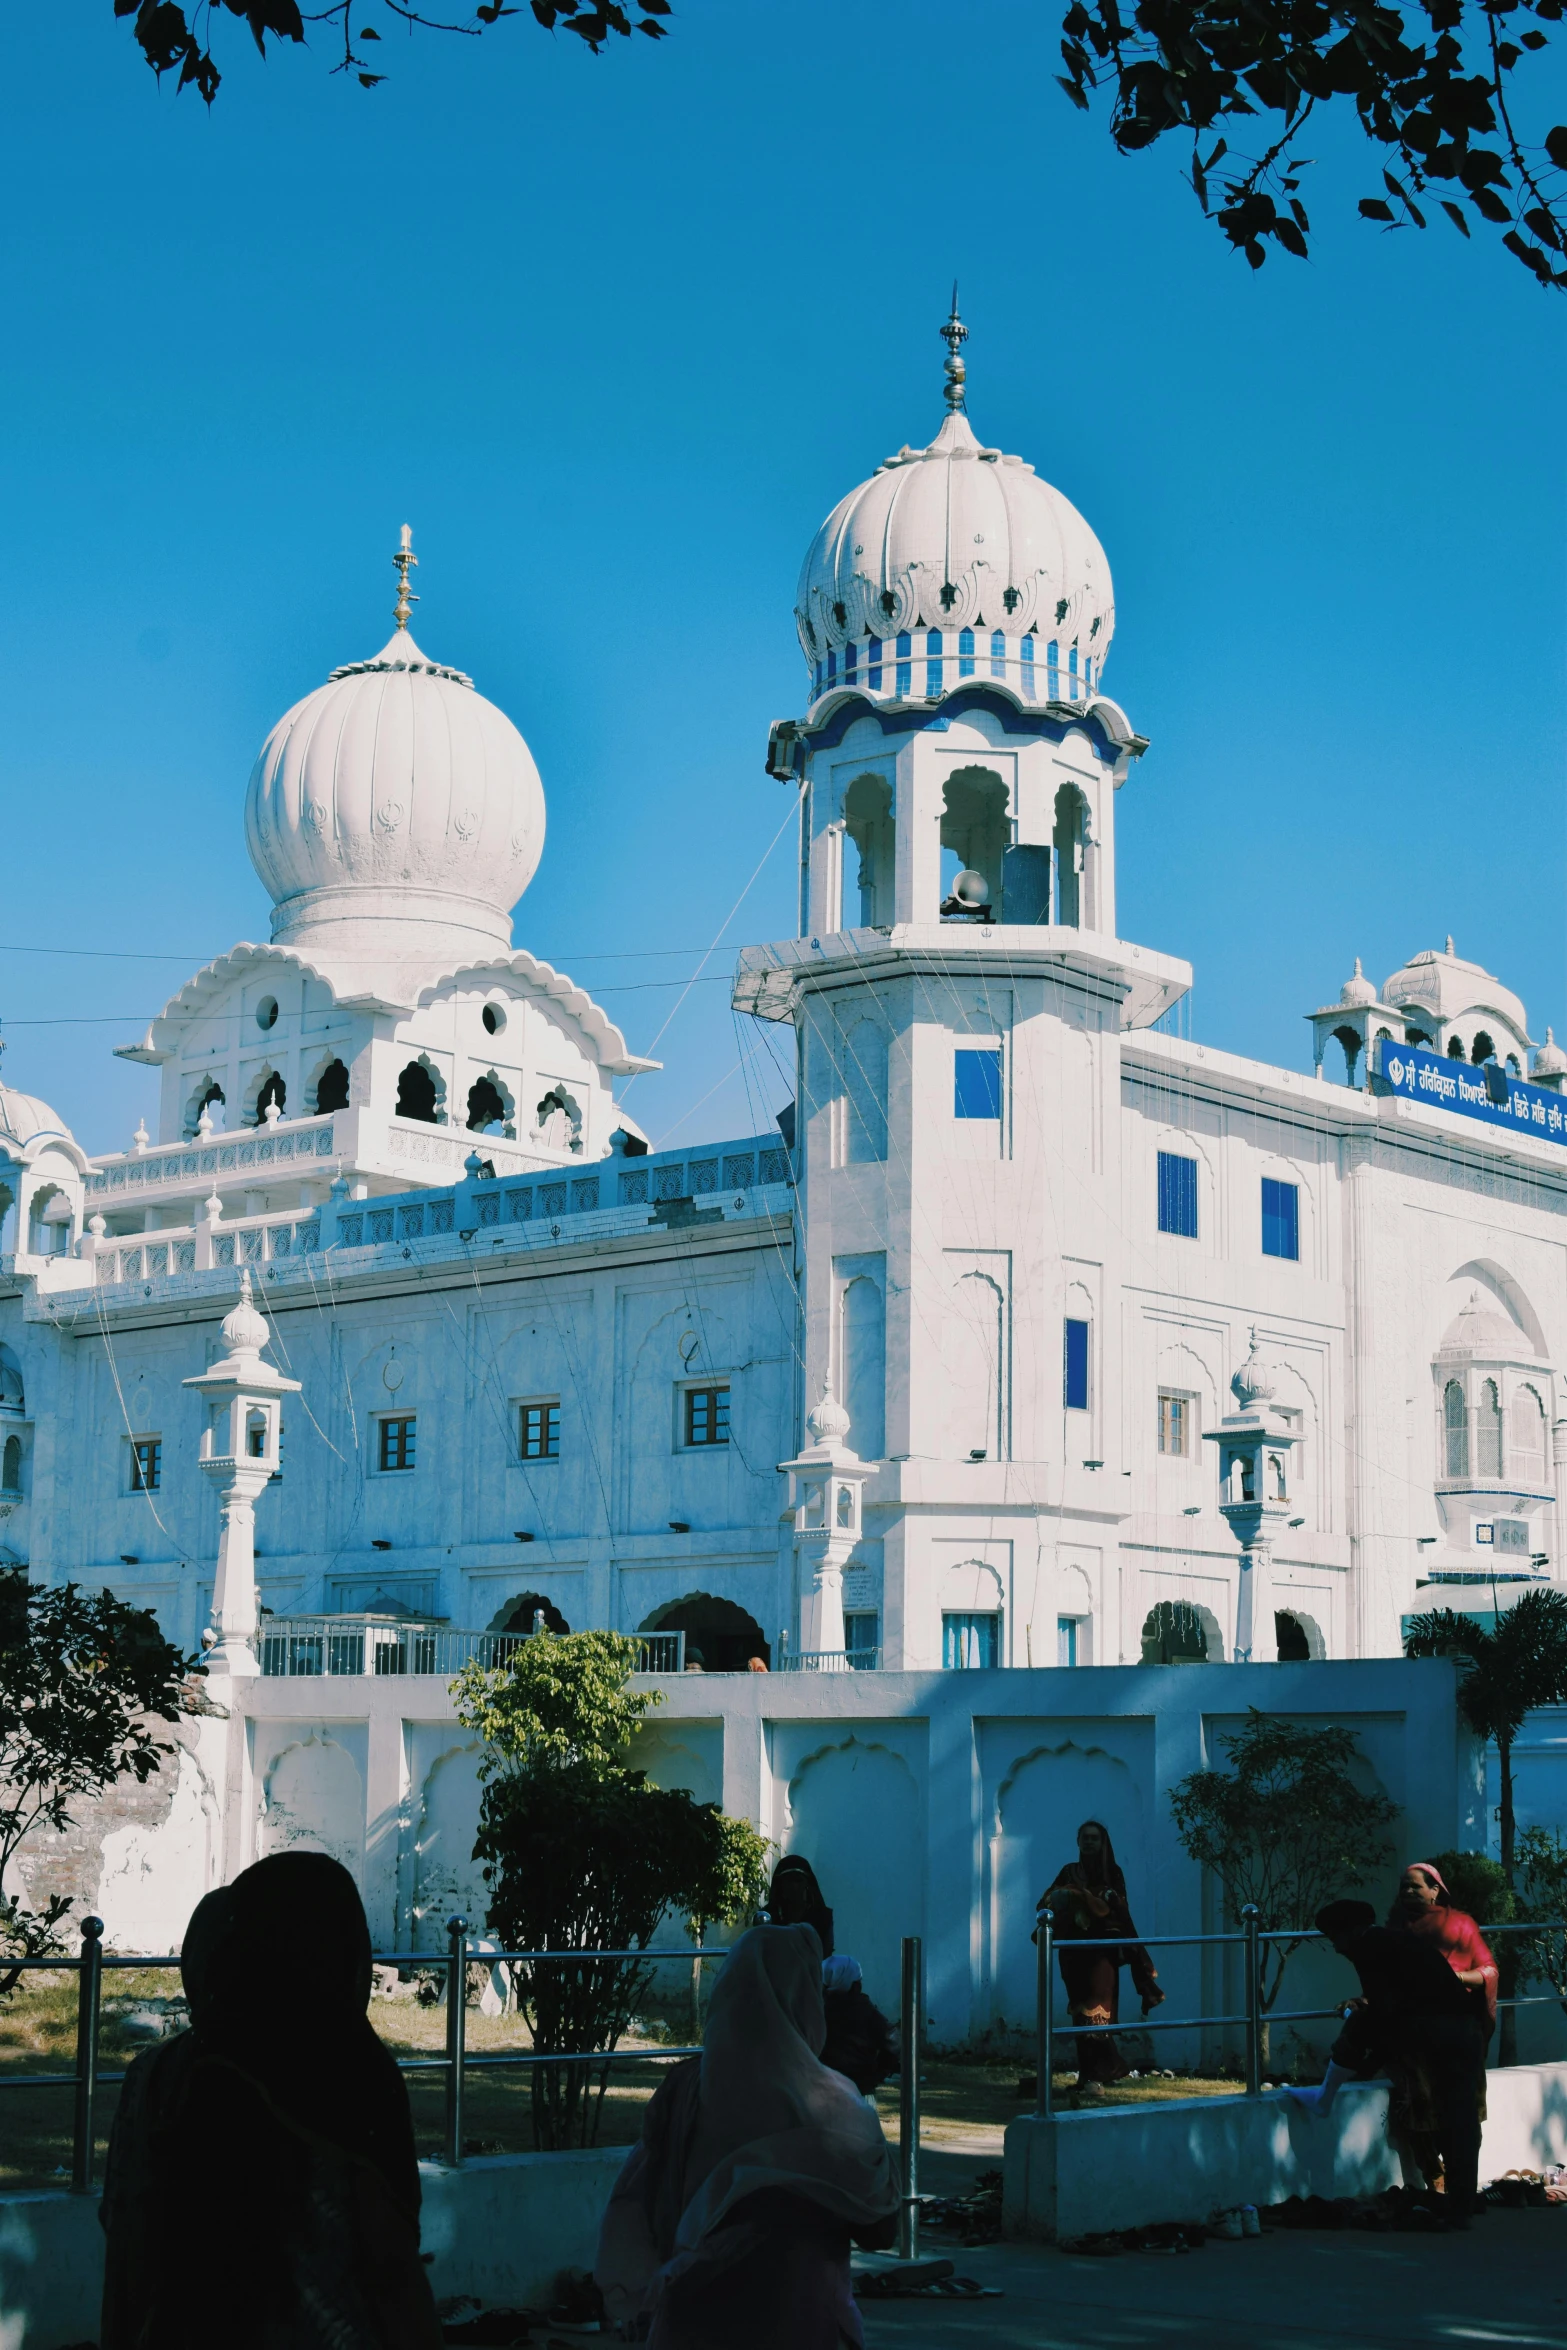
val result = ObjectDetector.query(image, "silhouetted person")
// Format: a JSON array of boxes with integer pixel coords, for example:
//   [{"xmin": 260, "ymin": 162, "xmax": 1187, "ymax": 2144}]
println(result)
[
  {"xmin": 819, "ymin": 1955, "xmax": 900, "ymax": 2098},
  {"xmin": 767, "ymin": 1855, "xmax": 833, "ymax": 1957},
  {"xmin": 100, "ymin": 1853, "xmax": 440, "ymax": 2348}
]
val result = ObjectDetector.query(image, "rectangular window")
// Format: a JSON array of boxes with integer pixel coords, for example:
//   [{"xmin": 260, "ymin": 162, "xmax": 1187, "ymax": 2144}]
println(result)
[
  {"xmin": 1057, "ymin": 1615, "xmax": 1080, "ymax": 1667},
  {"xmin": 1261, "ymin": 1177, "xmax": 1300, "ymax": 1261},
  {"xmin": 130, "ymin": 1438, "xmax": 162, "ymax": 1493},
  {"xmin": 954, "ymin": 1046, "xmax": 1003, "ymax": 1119},
  {"xmin": 1158, "ymin": 1392, "xmax": 1191, "ymax": 1456},
  {"xmin": 943, "ymin": 1611, "xmax": 1001, "ymax": 1669},
  {"xmin": 845, "ymin": 1612, "xmax": 880, "ymax": 1668},
  {"xmin": 519, "ymin": 1400, "xmax": 561, "ymax": 1461},
  {"xmin": 1063, "ymin": 1317, "xmax": 1090, "ymax": 1411},
  {"xmin": 378, "ymin": 1416, "xmax": 416, "ymax": 1472},
  {"xmin": 684, "ymin": 1385, "xmax": 730, "ymax": 1447},
  {"xmin": 1157, "ymin": 1150, "xmax": 1199, "ymax": 1238}
]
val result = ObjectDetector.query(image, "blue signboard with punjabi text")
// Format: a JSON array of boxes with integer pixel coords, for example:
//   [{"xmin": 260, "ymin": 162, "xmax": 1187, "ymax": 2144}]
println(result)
[{"xmin": 1373, "ymin": 1040, "xmax": 1567, "ymax": 1149}]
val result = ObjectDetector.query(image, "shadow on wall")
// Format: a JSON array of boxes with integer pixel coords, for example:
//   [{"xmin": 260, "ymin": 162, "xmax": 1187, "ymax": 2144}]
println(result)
[
  {"xmin": 261, "ymin": 1735, "xmax": 365, "ymax": 1879},
  {"xmin": 989, "ymin": 1738, "xmax": 1148, "ymax": 2037},
  {"xmin": 407, "ymin": 1738, "xmax": 488, "ymax": 1950},
  {"xmin": 784, "ymin": 1737, "xmax": 922, "ymax": 2013}
]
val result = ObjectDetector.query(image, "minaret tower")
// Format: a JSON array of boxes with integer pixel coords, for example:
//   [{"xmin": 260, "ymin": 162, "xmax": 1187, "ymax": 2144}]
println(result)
[{"xmin": 735, "ymin": 308, "xmax": 1191, "ymax": 1669}]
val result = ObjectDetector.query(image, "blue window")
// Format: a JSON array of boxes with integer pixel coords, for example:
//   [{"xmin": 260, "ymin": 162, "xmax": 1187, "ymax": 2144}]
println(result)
[
  {"xmin": 1057, "ymin": 1615, "xmax": 1080, "ymax": 1667},
  {"xmin": 944, "ymin": 1611, "xmax": 1001, "ymax": 1669},
  {"xmin": 1047, "ymin": 639, "xmax": 1060, "ymax": 698},
  {"xmin": 991, "ymin": 629, "xmax": 1006, "ymax": 677},
  {"xmin": 1157, "ymin": 1151, "xmax": 1199, "ymax": 1238},
  {"xmin": 1020, "ymin": 634, "xmax": 1035, "ymax": 693},
  {"xmin": 926, "ymin": 628, "xmax": 943, "ymax": 696},
  {"xmin": 1262, "ymin": 1177, "xmax": 1300, "ymax": 1261},
  {"xmin": 814, "ymin": 660, "xmax": 823, "ymax": 696},
  {"xmin": 1069, "ymin": 645, "xmax": 1079, "ymax": 700},
  {"xmin": 959, "ymin": 627, "xmax": 975, "ymax": 676},
  {"xmin": 896, "ymin": 631, "xmax": 911, "ymax": 696},
  {"xmin": 826, "ymin": 648, "xmax": 837, "ymax": 688},
  {"xmin": 845, "ymin": 1612, "xmax": 879, "ymax": 1668},
  {"xmin": 845, "ymin": 640, "xmax": 857, "ymax": 684},
  {"xmin": 1063, "ymin": 1317, "xmax": 1090, "ymax": 1410},
  {"xmin": 954, "ymin": 1047, "xmax": 1003, "ymax": 1119},
  {"xmin": 868, "ymin": 636, "xmax": 883, "ymax": 690}
]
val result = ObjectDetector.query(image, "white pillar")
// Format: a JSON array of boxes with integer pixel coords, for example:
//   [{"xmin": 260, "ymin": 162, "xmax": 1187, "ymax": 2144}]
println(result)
[{"xmin": 183, "ymin": 1270, "xmax": 299, "ymax": 1682}]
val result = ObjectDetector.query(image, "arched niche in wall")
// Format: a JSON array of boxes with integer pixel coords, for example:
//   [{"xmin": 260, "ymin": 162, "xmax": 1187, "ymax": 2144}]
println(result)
[
  {"xmin": 783, "ymin": 1735, "xmax": 922, "ymax": 2010},
  {"xmin": 838, "ymin": 1012, "xmax": 889, "ymax": 1166},
  {"xmin": 490, "ymin": 1590, "xmax": 571, "ymax": 1635},
  {"xmin": 184, "ymin": 1077, "xmax": 225, "ymax": 1137},
  {"xmin": 942, "ymin": 1269, "xmax": 1005, "ymax": 1462},
  {"xmin": 259, "ymin": 1733, "xmax": 365, "ymax": 1880},
  {"xmin": 94, "ymin": 1741, "xmax": 220, "ymax": 1949},
  {"xmin": 989, "ymin": 1738, "xmax": 1145, "ymax": 2033},
  {"xmin": 308, "ymin": 1055, "xmax": 351, "ymax": 1115},
  {"xmin": 842, "ymin": 771, "xmax": 895, "ymax": 928},
  {"xmin": 837, "ymin": 1265, "xmax": 886, "ymax": 1461},
  {"xmin": 1140, "ymin": 1598, "xmax": 1223, "ymax": 1664},
  {"xmin": 939, "ymin": 767, "xmax": 1008, "ymax": 919},
  {"xmin": 408, "ymin": 1740, "xmax": 488, "ymax": 1951},
  {"xmin": 640, "ymin": 1591, "xmax": 768, "ymax": 1673},
  {"xmin": 396, "ymin": 1056, "xmax": 446, "ymax": 1125},
  {"xmin": 1274, "ymin": 1607, "xmax": 1326, "ymax": 1660}
]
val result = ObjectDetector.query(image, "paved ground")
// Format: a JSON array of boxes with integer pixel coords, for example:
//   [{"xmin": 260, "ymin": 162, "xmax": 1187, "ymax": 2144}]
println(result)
[{"xmin": 858, "ymin": 2153, "xmax": 1567, "ymax": 2350}]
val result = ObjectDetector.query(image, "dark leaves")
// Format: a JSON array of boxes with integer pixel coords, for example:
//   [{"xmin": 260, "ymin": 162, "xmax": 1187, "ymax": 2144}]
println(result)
[{"xmin": 1359, "ymin": 194, "xmax": 1398, "ymax": 215}]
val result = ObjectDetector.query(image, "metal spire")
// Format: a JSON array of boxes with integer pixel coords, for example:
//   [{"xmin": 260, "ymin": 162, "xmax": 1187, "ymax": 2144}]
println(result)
[
  {"xmin": 940, "ymin": 285, "xmax": 968, "ymax": 413},
  {"xmin": 393, "ymin": 523, "xmax": 419, "ymax": 631}
]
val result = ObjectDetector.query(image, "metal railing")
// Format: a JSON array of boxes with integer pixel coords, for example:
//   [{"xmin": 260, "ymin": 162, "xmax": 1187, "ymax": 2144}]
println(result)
[
  {"xmin": 776, "ymin": 1646, "xmax": 883, "ymax": 1673},
  {"xmin": 1031, "ymin": 1907, "xmax": 1567, "ymax": 2120},
  {"xmin": 5, "ymin": 1915, "xmax": 926, "ymax": 2197},
  {"xmin": 257, "ymin": 1621, "xmax": 687, "ymax": 1679}
]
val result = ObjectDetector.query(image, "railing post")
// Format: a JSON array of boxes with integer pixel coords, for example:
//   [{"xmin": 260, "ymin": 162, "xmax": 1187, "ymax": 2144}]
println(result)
[
  {"xmin": 1242, "ymin": 1906, "xmax": 1261, "ymax": 2096},
  {"xmin": 71, "ymin": 1915, "xmax": 104, "ymax": 2193},
  {"xmin": 1035, "ymin": 1906, "xmax": 1054, "ymax": 2120},
  {"xmin": 444, "ymin": 1914, "xmax": 468, "ymax": 2166},
  {"xmin": 897, "ymin": 1934, "xmax": 922, "ymax": 2258}
]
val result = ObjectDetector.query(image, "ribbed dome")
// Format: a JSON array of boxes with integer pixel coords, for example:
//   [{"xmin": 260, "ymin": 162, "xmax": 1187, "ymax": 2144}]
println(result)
[
  {"xmin": 1534, "ymin": 1028, "xmax": 1567, "ymax": 1078},
  {"xmin": 244, "ymin": 628, "xmax": 545, "ymax": 965},
  {"xmin": 1438, "ymin": 1290, "xmax": 1528, "ymax": 1357},
  {"xmin": 1339, "ymin": 958, "xmax": 1377, "ymax": 1007},
  {"xmin": 0, "ymin": 1087, "xmax": 73, "ymax": 1150},
  {"xmin": 795, "ymin": 405, "xmax": 1114, "ymax": 708}
]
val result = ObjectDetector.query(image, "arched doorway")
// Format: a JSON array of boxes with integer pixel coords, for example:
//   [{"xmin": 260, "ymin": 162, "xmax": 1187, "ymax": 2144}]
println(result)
[
  {"xmin": 490, "ymin": 1592, "xmax": 571, "ymax": 1637},
  {"xmin": 1140, "ymin": 1599, "xmax": 1219, "ymax": 1664},
  {"xmin": 1274, "ymin": 1610, "xmax": 1324, "ymax": 1661},
  {"xmin": 642, "ymin": 1594, "xmax": 769, "ymax": 1673}
]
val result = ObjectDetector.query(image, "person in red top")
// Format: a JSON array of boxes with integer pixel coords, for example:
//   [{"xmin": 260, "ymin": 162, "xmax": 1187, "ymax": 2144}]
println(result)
[
  {"xmin": 1389, "ymin": 1863, "xmax": 1499, "ymax": 2027},
  {"xmin": 1036, "ymin": 1821, "xmax": 1164, "ymax": 2088}
]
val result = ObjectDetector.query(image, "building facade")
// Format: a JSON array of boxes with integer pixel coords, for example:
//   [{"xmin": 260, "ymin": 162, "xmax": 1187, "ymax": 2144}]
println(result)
[{"xmin": 3, "ymin": 315, "xmax": 1566, "ymax": 1685}]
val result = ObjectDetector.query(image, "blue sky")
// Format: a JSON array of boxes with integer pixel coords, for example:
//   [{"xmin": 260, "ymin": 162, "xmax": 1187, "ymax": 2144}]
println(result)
[{"xmin": 0, "ymin": 0, "xmax": 1562, "ymax": 1155}]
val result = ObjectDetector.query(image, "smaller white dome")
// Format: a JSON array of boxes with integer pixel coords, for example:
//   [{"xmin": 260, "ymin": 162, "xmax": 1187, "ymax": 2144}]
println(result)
[
  {"xmin": 1438, "ymin": 1289, "xmax": 1528, "ymax": 1358},
  {"xmin": 1231, "ymin": 1331, "xmax": 1277, "ymax": 1409},
  {"xmin": 220, "ymin": 1269, "xmax": 270, "ymax": 1362},
  {"xmin": 806, "ymin": 1383, "xmax": 852, "ymax": 1448},
  {"xmin": 1339, "ymin": 958, "xmax": 1377, "ymax": 1008},
  {"xmin": 1534, "ymin": 1027, "xmax": 1567, "ymax": 1078},
  {"xmin": 0, "ymin": 1087, "xmax": 73, "ymax": 1152}
]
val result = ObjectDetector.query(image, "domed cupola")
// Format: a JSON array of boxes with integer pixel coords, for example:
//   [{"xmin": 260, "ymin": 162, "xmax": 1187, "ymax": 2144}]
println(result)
[
  {"xmin": 245, "ymin": 530, "xmax": 546, "ymax": 967},
  {"xmin": 793, "ymin": 301, "xmax": 1115, "ymax": 713}
]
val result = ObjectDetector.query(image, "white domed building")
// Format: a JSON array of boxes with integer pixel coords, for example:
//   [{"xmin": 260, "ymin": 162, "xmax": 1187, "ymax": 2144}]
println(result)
[{"xmin": 5, "ymin": 319, "xmax": 1567, "ymax": 1996}]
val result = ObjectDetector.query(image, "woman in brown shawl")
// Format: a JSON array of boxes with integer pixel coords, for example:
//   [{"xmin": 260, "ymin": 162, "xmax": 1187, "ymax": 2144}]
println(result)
[
  {"xmin": 1037, "ymin": 1820, "xmax": 1163, "ymax": 2086},
  {"xmin": 595, "ymin": 1923, "xmax": 898, "ymax": 2346},
  {"xmin": 99, "ymin": 1853, "xmax": 440, "ymax": 2350}
]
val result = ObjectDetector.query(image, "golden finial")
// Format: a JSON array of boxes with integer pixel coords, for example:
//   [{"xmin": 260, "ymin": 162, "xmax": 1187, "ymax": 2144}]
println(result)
[
  {"xmin": 940, "ymin": 285, "xmax": 968, "ymax": 413},
  {"xmin": 393, "ymin": 523, "xmax": 419, "ymax": 631}
]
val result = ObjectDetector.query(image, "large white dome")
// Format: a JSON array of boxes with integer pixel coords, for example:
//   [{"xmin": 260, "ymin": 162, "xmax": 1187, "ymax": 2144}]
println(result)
[
  {"xmin": 245, "ymin": 628, "xmax": 545, "ymax": 966},
  {"xmin": 795, "ymin": 400, "xmax": 1115, "ymax": 710}
]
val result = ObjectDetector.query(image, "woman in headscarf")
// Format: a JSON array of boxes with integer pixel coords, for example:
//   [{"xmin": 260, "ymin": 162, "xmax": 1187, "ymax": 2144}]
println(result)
[
  {"xmin": 1385, "ymin": 1861, "xmax": 1498, "ymax": 2205},
  {"xmin": 767, "ymin": 1856, "xmax": 834, "ymax": 1957},
  {"xmin": 819, "ymin": 1955, "xmax": 900, "ymax": 2100},
  {"xmin": 1036, "ymin": 1820, "xmax": 1163, "ymax": 2087},
  {"xmin": 99, "ymin": 1853, "xmax": 440, "ymax": 2350},
  {"xmin": 596, "ymin": 1924, "xmax": 899, "ymax": 2347}
]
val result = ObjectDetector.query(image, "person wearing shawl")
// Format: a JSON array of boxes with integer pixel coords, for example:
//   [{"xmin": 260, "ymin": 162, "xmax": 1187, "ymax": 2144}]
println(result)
[
  {"xmin": 1036, "ymin": 1820, "xmax": 1163, "ymax": 2086},
  {"xmin": 819, "ymin": 1954, "xmax": 900, "ymax": 2099},
  {"xmin": 595, "ymin": 1924, "xmax": 899, "ymax": 2346},
  {"xmin": 99, "ymin": 1853, "xmax": 441, "ymax": 2350},
  {"xmin": 1390, "ymin": 1863, "xmax": 1499, "ymax": 2026},
  {"xmin": 767, "ymin": 1856, "xmax": 834, "ymax": 1957}
]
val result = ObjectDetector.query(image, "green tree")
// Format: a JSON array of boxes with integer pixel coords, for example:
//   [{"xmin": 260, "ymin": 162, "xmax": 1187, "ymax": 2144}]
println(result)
[
  {"xmin": 0, "ymin": 1569, "xmax": 200, "ymax": 1995},
  {"xmin": 1403, "ymin": 1588, "xmax": 1567, "ymax": 1885},
  {"xmin": 1170, "ymin": 1709, "xmax": 1398, "ymax": 2062},
  {"xmin": 1515, "ymin": 1825, "xmax": 1567, "ymax": 2019},
  {"xmin": 453, "ymin": 1628, "xmax": 770, "ymax": 2149}
]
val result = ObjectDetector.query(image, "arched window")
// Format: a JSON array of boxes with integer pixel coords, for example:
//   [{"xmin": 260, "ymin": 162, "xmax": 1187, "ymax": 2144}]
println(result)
[
  {"xmin": 839, "ymin": 1273, "xmax": 886, "ymax": 1459},
  {"xmin": 1069, "ymin": 644, "xmax": 1080, "ymax": 700},
  {"xmin": 958, "ymin": 627, "xmax": 975, "ymax": 676},
  {"xmin": 1512, "ymin": 1387, "xmax": 1547, "ymax": 1484},
  {"xmin": 1053, "ymin": 783, "xmax": 1087, "ymax": 928},
  {"xmin": 1020, "ymin": 634, "xmax": 1036, "ymax": 693},
  {"xmin": 1267, "ymin": 1451, "xmax": 1288, "ymax": 1500},
  {"xmin": 844, "ymin": 641, "xmax": 857, "ymax": 684},
  {"xmin": 1444, "ymin": 1379, "xmax": 1469, "ymax": 1476},
  {"xmin": 895, "ymin": 632, "xmax": 912, "ymax": 696},
  {"xmin": 1275, "ymin": 1610, "xmax": 1324, "ymax": 1661},
  {"xmin": 395, "ymin": 1061, "xmax": 440, "ymax": 1124},
  {"xmin": 186, "ymin": 1079, "xmax": 225, "ymax": 1138},
  {"xmin": 990, "ymin": 629, "xmax": 1006, "ymax": 678},
  {"xmin": 867, "ymin": 636, "xmax": 883, "ymax": 691},
  {"xmin": 1471, "ymin": 1032, "xmax": 1497, "ymax": 1065},
  {"xmin": 1478, "ymin": 1378, "xmax": 1504, "ymax": 1476},
  {"xmin": 1046, "ymin": 639, "xmax": 1059, "ymax": 697},
  {"xmin": 466, "ymin": 1074, "xmax": 512, "ymax": 1135},
  {"xmin": 826, "ymin": 648, "xmax": 837, "ymax": 687},
  {"xmin": 252, "ymin": 1071, "xmax": 286, "ymax": 1125},
  {"xmin": 841, "ymin": 1015, "xmax": 888, "ymax": 1164},
  {"xmin": 1446, "ymin": 1036, "xmax": 1465, "ymax": 1060},
  {"xmin": 1, "ymin": 1435, "xmax": 21, "ymax": 1494},
  {"xmin": 925, "ymin": 629, "xmax": 944, "ymax": 696},
  {"xmin": 844, "ymin": 772, "xmax": 895, "ymax": 928},
  {"xmin": 312, "ymin": 1058, "xmax": 350, "ymax": 1115}
]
